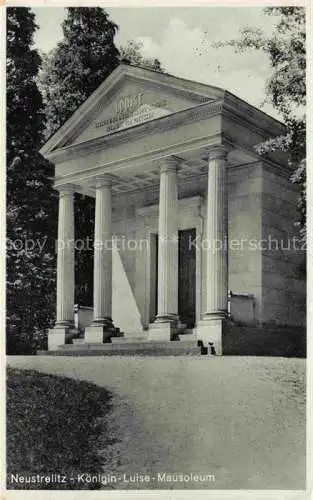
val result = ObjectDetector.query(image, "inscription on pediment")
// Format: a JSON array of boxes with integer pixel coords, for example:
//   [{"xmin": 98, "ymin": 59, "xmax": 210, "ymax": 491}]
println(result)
[
  {"xmin": 71, "ymin": 80, "xmax": 212, "ymax": 145},
  {"xmin": 95, "ymin": 95, "xmax": 170, "ymax": 133}
]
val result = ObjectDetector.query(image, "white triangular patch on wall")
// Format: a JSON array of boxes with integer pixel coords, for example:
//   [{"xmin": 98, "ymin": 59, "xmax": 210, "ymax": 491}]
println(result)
[{"xmin": 112, "ymin": 246, "xmax": 143, "ymax": 336}]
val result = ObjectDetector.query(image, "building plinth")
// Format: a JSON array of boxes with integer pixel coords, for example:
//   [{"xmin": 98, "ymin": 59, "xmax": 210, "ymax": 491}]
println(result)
[
  {"xmin": 149, "ymin": 315, "xmax": 179, "ymax": 341},
  {"xmin": 48, "ymin": 328, "xmax": 73, "ymax": 350},
  {"xmin": 85, "ymin": 318, "xmax": 115, "ymax": 343},
  {"xmin": 197, "ymin": 316, "xmax": 227, "ymax": 356}
]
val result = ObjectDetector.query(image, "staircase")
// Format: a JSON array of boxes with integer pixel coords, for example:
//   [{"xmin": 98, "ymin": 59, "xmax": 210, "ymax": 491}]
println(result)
[
  {"xmin": 38, "ymin": 327, "xmax": 206, "ymax": 356},
  {"xmin": 39, "ymin": 340, "xmax": 204, "ymax": 356}
]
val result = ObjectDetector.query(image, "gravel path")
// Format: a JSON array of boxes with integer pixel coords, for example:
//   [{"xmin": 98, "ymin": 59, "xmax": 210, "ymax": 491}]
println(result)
[{"xmin": 7, "ymin": 355, "xmax": 306, "ymax": 490}]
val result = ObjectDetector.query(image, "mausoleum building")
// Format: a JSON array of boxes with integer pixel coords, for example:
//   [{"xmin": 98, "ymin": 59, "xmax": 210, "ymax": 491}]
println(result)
[{"xmin": 40, "ymin": 64, "xmax": 305, "ymax": 355}]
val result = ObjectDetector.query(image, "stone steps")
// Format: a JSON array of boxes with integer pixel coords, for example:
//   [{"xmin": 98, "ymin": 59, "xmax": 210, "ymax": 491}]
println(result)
[
  {"xmin": 111, "ymin": 336, "xmax": 147, "ymax": 343},
  {"xmin": 38, "ymin": 340, "xmax": 206, "ymax": 356}
]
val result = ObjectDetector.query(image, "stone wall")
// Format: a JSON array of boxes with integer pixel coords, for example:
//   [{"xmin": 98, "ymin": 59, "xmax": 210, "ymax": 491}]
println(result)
[
  {"xmin": 227, "ymin": 162, "xmax": 263, "ymax": 321},
  {"xmin": 261, "ymin": 163, "xmax": 305, "ymax": 326}
]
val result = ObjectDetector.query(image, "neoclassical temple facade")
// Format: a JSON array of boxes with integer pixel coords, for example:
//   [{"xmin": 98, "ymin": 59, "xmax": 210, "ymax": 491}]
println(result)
[{"xmin": 40, "ymin": 64, "xmax": 305, "ymax": 355}]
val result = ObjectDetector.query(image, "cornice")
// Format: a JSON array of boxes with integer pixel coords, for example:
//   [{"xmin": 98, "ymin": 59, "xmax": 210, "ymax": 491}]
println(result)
[
  {"xmin": 222, "ymin": 131, "xmax": 291, "ymax": 179},
  {"xmin": 227, "ymin": 160, "xmax": 263, "ymax": 173},
  {"xmin": 43, "ymin": 97, "xmax": 286, "ymax": 168},
  {"xmin": 222, "ymin": 92, "xmax": 286, "ymax": 138},
  {"xmin": 220, "ymin": 133, "xmax": 260, "ymax": 162},
  {"xmin": 261, "ymin": 158, "xmax": 294, "ymax": 179},
  {"xmin": 52, "ymin": 132, "xmax": 223, "ymax": 189}
]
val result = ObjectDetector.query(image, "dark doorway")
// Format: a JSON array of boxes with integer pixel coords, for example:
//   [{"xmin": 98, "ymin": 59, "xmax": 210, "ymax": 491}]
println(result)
[{"xmin": 178, "ymin": 228, "xmax": 196, "ymax": 328}]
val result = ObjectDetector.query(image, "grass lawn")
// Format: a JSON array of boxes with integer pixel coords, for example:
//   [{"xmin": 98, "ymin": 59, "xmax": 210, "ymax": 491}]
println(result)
[
  {"xmin": 7, "ymin": 356, "xmax": 306, "ymax": 490},
  {"xmin": 6, "ymin": 368, "xmax": 115, "ymax": 490}
]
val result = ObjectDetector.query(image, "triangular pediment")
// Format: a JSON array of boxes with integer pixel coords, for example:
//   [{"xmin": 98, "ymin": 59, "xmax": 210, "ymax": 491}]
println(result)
[{"xmin": 40, "ymin": 64, "xmax": 225, "ymax": 156}]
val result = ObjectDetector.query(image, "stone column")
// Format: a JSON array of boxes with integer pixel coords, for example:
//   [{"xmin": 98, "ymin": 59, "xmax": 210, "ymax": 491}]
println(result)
[
  {"xmin": 149, "ymin": 156, "xmax": 180, "ymax": 341},
  {"xmin": 48, "ymin": 184, "xmax": 75, "ymax": 350},
  {"xmin": 85, "ymin": 174, "xmax": 115, "ymax": 343},
  {"xmin": 197, "ymin": 146, "xmax": 229, "ymax": 354}
]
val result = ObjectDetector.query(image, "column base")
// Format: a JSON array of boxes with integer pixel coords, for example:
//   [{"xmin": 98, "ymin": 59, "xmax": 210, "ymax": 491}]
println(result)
[
  {"xmin": 48, "ymin": 324, "xmax": 74, "ymax": 351},
  {"xmin": 197, "ymin": 313, "xmax": 228, "ymax": 355},
  {"xmin": 148, "ymin": 315, "xmax": 179, "ymax": 341},
  {"xmin": 85, "ymin": 318, "xmax": 115, "ymax": 343}
]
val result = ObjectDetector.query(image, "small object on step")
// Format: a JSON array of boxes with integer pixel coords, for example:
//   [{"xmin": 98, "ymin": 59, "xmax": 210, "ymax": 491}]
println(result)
[{"xmin": 209, "ymin": 342, "xmax": 216, "ymax": 355}]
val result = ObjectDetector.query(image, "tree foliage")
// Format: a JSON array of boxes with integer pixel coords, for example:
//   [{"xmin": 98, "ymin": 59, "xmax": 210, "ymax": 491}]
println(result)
[
  {"xmin": 39, "ymin": 7, "xmax": 120, "ymax": 139},
  {"xmin": 6, "ymin": 7, "xmax": 57, "ymax": 352},
  {"xmin": 213, "ymin": 7, "xmax": 306, "ymax": 239},
  {"xmin": 119, "ymin": 39, "xmax": 164, "ymax": 72}
]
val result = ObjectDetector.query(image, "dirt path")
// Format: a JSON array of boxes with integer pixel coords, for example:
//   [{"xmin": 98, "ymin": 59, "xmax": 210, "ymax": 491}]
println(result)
[{"xmin": 7, "ymin": 355, "xmax": 306, "ymax": 490}]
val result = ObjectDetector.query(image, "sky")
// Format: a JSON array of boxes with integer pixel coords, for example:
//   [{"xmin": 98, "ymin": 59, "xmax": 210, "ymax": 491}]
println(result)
[{"xmin": 32, "ymin": 7, "xmax": 280, "ymax": 119}]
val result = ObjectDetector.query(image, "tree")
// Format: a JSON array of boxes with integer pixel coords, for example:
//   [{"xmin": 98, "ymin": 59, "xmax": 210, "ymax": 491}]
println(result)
[
  {"xmin": 39, "ymin": 8, "xmax": 120, "ymax": 307},
  {"xmin": 39, "ymin": 8, "xmax": 120, "ymax": 139},
  {"xmin": 6, "ymin": 7, "xmax": 57, "ymax": 352},
  {"xmin": 119, "ymin": 39, "xmax": 164, "ymax": 72},
  {"xmin": 211, "ymin": 7, "xmax": 306, "ymax": 241}
]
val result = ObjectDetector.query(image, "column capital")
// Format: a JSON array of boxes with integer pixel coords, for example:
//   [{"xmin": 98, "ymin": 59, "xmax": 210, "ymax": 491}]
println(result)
[
  {"xmin": 157, "ymin": 155, "xmax": 182, "ymax": 174},
  {"xmin": 204, "ymin": 145, "xmax": 231, "ymax": 162},
  {"xmin": 93, "ymin": 174, "xmax": 117, "ymax": 189},
  {"xmin": 54, "ymin": 183, "xmax": 77, "ymax": 196}
]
